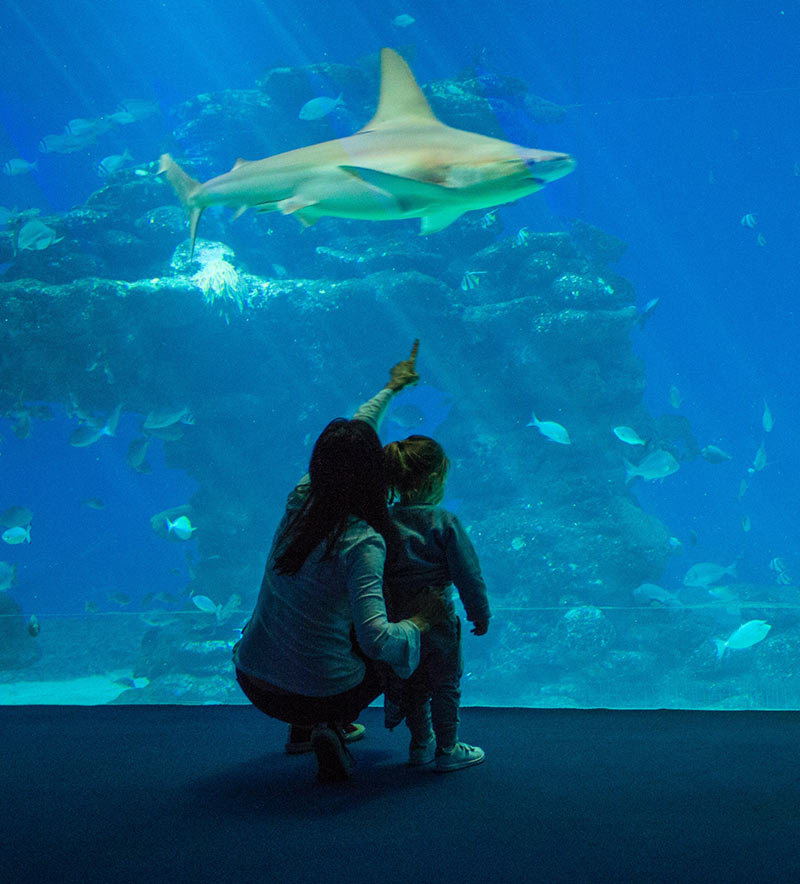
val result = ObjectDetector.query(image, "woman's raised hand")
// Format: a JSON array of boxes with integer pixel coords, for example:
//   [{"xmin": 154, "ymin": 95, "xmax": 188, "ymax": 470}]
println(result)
[{"xmin": 387, "ymin": 339, "xmax": 420, "ymax": 392}]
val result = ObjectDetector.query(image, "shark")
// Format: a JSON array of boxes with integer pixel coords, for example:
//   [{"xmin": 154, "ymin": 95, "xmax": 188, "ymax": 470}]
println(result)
[{"xmin": 160, "ymin": 48, "xmax": 575, "ymax": 257}]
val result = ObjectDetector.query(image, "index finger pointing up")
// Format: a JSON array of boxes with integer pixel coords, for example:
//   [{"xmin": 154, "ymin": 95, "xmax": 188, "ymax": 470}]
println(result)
[{"xmin": 409, "ymin": 339, "xmax": 419, "ymax": 364}]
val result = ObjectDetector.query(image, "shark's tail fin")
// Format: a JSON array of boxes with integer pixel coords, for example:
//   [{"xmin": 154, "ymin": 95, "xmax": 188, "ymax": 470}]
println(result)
[{"xmin": 158, "ymin": 154, "xmax": 204, "ymax": 259}]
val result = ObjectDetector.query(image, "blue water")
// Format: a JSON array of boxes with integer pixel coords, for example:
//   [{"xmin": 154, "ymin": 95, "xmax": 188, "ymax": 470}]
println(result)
[{"xmin": 1, "ymin": 0, "xmax": 798, "ymax": 703}]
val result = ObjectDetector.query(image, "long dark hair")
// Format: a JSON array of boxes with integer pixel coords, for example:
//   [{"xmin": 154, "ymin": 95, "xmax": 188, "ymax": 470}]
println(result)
[{"xmin": 274, "ymin": 418, "xmax": 399, "ymax": 575}]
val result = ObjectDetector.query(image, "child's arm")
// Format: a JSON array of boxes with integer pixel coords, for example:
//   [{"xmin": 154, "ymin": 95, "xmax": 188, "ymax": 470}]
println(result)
[{"xmin": 443, "ymin": 514, "xmax": 492, "ymax": 631}]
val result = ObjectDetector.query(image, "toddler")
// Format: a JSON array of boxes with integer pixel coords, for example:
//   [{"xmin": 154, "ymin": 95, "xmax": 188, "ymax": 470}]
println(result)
[{"xmin": 383, "ymin": 435, "xmax": 491, "ymax": 772}]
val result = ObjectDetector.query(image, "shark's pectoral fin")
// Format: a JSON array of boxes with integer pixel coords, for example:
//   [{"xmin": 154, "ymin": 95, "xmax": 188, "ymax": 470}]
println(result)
[
  {"xmin": 419, "ymin": 209, "xmax": 465, "ymax": 234},
  {"xmin": 277, "ymin": 195, "xmax": 318, "ymax": 216},
  {"xmin": 340, "ymin": 165, "xmax": 447, "ymax": 212},
  {"xmin": 276, "ymin": 195, "xmax": 320, "ymax": 227}
]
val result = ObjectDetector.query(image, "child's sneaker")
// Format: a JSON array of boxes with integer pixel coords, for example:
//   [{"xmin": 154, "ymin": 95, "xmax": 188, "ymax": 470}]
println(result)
[
  {"xmin": 408, "ymin": 734, "xmax": 436, "ymax": 766},
  {"xmin": 285, "ymin": 721, "xmax": 365, "ymax": 755},
  {"xmin": 435, "ymin": 742, "xmax": 485, "ymax": 772},
  {"xmin": 310, "ymin": 724, "xmax": 354, "ymax": 783}
]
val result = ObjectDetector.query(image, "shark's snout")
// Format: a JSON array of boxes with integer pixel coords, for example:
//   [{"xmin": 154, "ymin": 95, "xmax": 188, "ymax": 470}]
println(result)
[{"xmin": 524, "ymin": 152, "xmax": 576, "ymax": 184}]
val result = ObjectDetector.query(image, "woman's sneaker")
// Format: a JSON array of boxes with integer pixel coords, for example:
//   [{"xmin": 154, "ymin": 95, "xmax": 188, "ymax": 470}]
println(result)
[
  {"xmin": 285, "ymin": 722, "xmax": 365, "ymax": 755},
  {"xmin": 435, "ymin": 742, "xmax": 485, "ymax": 772},
  {"xmin": 408, "ymin": 734, "xmax": 436, "ymax": 767},
  {"xmin": 311, "ymin": 724, "xmax": 354, "ymax": 783}
]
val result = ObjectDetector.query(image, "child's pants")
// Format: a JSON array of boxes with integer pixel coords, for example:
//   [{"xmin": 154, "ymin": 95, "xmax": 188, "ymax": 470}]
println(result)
[{"xmin": 402, "ymin": 616, "xmax": 463, "ymax": 751}]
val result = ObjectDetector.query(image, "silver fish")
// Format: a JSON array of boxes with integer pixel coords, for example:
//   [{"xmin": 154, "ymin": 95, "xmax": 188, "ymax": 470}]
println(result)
[
  {"xmin": 16, "ymin": 220, "xmax": 63, "ymax": 252},
  {"xmin": 762, "ymin": 400, "xmax": 773, "ymax": 432},
  {"xmin": 143, "ymin": 406, "xmax": 193, "ymax": 430},
  {"xmin": 527, "ymin": 412, "xmax": 570, "ymax": 444},
  {"xmin": 683, "ymin": 560, "xmax": 737, "ymax": 588},
  {"xmin": 624, "ymin": 449, "xmax": 679, "ymax": 483},
  {"xmin": 701, "ymin": 444, "xmax": 732, "ymax": 463},
  {"xmin": 613, "ymin": 426, "xmax": 646, "ymax": 446},
  {"xmin": 3, "ymin": 158, "xmax": 38, "ymax": 176},
  {"xmin": 299, "ymin": 94, "xmax": 344, "ymax": 121},
  {"xmin": 633, "ymin": 583, "xmax": 682, "ymax": 607},
  {"xmin": 714, "ymin": 620, "xmax": 770, "ymax": 659}
]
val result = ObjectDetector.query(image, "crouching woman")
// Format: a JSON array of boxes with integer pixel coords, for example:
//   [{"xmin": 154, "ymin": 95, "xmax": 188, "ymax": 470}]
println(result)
[{"xmin": 234, "ymin": 342, "xmax": 443, "ymax": 781}]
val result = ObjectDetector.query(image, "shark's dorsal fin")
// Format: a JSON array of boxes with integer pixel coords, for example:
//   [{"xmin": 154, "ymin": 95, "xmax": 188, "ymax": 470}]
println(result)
[{"xmin": 358, "ymin": 48, "xmax": 440, "ymax": 132}]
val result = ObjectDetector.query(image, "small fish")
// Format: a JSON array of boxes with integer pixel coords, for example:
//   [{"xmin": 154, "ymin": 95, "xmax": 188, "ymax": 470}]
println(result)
[
  {"xmin": 126, "ymin": 436, "xmax": 151, "ymax": 472},
  {"xmin": 479, "ymin": 210, "xmax": 498, "ymax": 228},
  {"xmin": 527, "ymin": 412, "xmax": 571, "ymax": 445},
  {"xmin": 192, "ymin": 595, "xmax": 218, "ymax": 613},
  {"xmin": 1, "ymin": 505, "xmax": 33, "ymax": 528},
  {"xmin": 741, "ymin": 516, "xmax": 751, "ymax": 533},
  {"xmin": 27, "ymin": 614, "xmax": 40, "ymax": 637},
  {"xmin": 714, "ymin": 620, "xmax": 770, "ymax": 659},
  {"xmin": 116, "ymin": 99, "xmax": 160, "ymax": 120},
  {"xmin": 97, "ymin": 149, "xmax": 132, "ymax": 177},
  {"xmin": 139, "ymin": 609, "xmax": 180, "ymax": 627},
  {"xmin": 3, "ymin": 158, "xmax": 38, "ymax": 176},
  {"xmin": 794, "ymin": 162, "xmax": 800, "ymax": 177},
  {"xmin": 756, "ymin": 233, "xmax": 766, "ymax": 247},
  {"xmin": 460, "ymin": 270, "xmax": 486, "ymax": 291},
  {"xmin": 69, "ymin": 404, "xmax": 122, "ymax": 448},
  {"xmin": 707, "ymin": 585, "xmax": 738, "ymax": 603},
  {"xmin": 84, "ymin": 600, "xmax": 99, "ymax": 613},
  {"xmin": 633, "ymin": 583, "xmax": 682, "ymax": 607},
  {"xmin": 683, "ymin": 560, "xmax": 737, "ymax": 588},
  {"xmin": 299, "ymin": 94, "xmax": 344, "ymax": 121},
  {"xmin": 769, "ymin": 557, "xmax": 794, "ymax": 585},
  {"xmin": 64, "ymin": 117, "xmax": 107, "ymax": 137},
  {"xmin": 393, "ymin": 13, "xmax": 415, "ymax": 27},
  {"xmin": 624, "ymin": 449, "xmax": 679, "ymax": 483},
  {"xmin": 38, "ymin": 132, "xmax": 94, "ymax": 154},
  {"xmin": 106, "ymin": 110, "xmax": 137, "ymax": 125},
  {"xmin": 515, "ymin": 226, "xmax": 530, "ymax": 245},
  {"xmin": 750, "ymin": 441, "xmax": 767, "ymax": 473},
  {"xmin": 737, "ymin": 478, "xmax": 748, "ymax": 500},
  {"xmin": 701, "ymin": 444, "xmax": 732, "ymax": 464},
  {"xmin": 762, "ymin": 400, "xmax": 773, "ymax": 432},
  {"xmin": 613, "ymin": 426, "xmax": 646, "ymax": 446},
  {"xmin": 637, "ymin": 297, "xmax": 660, "ymax": 329},
  {"xmin": 167, "ymin": 515, "xmax": 196, "ymax": 541},
  {"xmin": 107, "ymin": 591, "xmax": 131, "ymax": 607},
  {"xmin": 143, "ymin": 406, "xmax": 193, "ymax": 430},
  {"xmin": 82, "ymin": 498, "xmax": 105, "ymax": 510},
  {"xmin": 668, "ymin": 385, "xmax": 682, "ymax": 409},
  {"xmin": 2, "ymin": 525, "xmax": 30, "ymax": 544},
  {"xmin": 16, "ymin": 220, "xmax": 63, "ymax": 252},
  {"xmin": 0, "ymin": 561, "xmax": 17, "ymax": 592},
  {"xmin": 740, "ymin": 213, "xmax": 757, "ymax": 229}
]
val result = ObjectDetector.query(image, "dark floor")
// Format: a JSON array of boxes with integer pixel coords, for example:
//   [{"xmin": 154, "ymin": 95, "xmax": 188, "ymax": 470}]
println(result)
[{"xmin": 3, "ymin": 705, "xmax": 800, "ymax": 884}]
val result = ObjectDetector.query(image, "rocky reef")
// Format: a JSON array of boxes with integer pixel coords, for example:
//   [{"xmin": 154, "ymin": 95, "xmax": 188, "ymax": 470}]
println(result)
[{"xmin": 0, "ymin": 55, "xmax": 733, "ymax": 708}]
